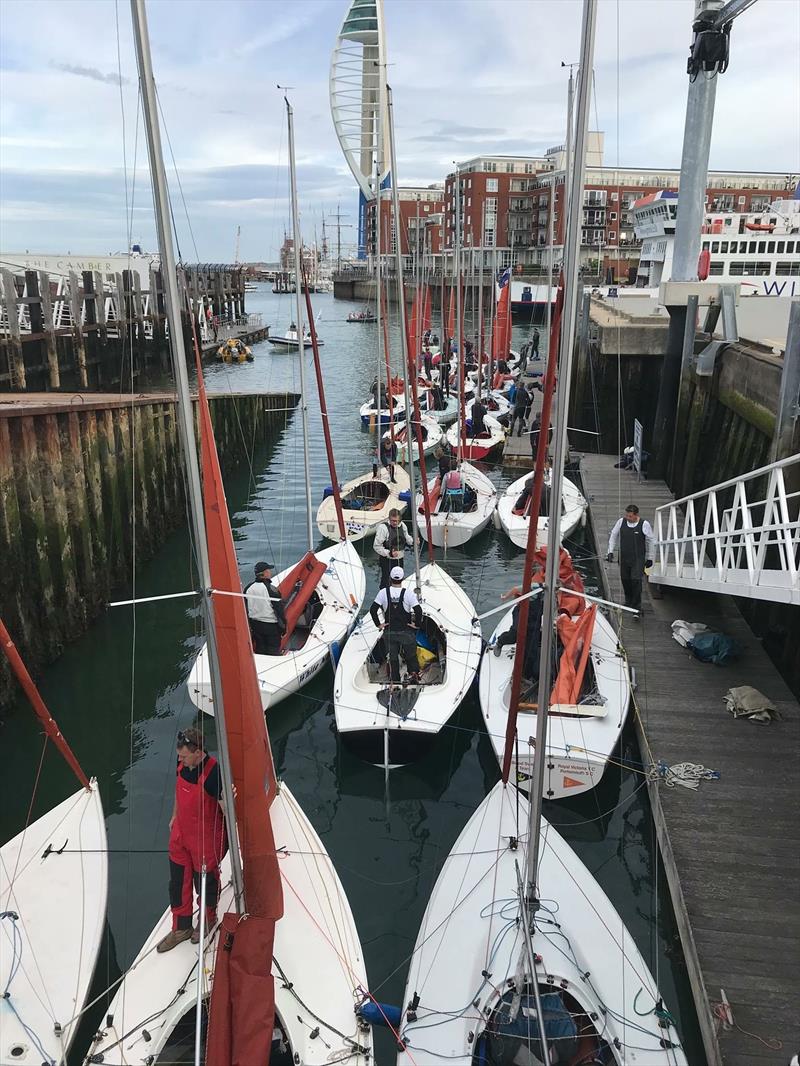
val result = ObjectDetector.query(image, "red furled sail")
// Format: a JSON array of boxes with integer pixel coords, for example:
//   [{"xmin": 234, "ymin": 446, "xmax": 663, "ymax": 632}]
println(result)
[
  {"xmin": 552, "ymin": 605, "xmax": 597, "ymax": 706},
  {"xmin": 407, "ymin": 288, "xmax": 422, "ymax": 366},
  {"xmin": 192, "ymin": 345, "xmax": 284, "ymax": 1064},
  {"xmin": 491, "ymin": 274, "xmax": 511, "ymax": 363},
  {"xmin": 422, "ymin": 286, "xmax": 432, "ymax": 333},
  {"xmin": 446, "ymin": 284, "xmax": 456, "ymax": 339},
  {"xmin": 278, "ymin": 552, "xmax": 328, "ymax": 650}
]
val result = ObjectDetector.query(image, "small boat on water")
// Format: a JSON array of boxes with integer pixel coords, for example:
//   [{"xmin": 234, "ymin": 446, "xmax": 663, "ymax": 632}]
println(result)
[
  {"xmin": 216, "ymin": 338, "xmax": 253, "ymax": 363},
  {"xmin": 416, "ymin": 460, "xmax": 497, "ymax": 548},
  {"xmin": 382, "ymin": 413, "xmax": 442, "ymax": 463},
  {"xmin": 445, "ymin": 412, "xmax": 506, "ymax": 460},
  {"xmin": 316, "ymin": 463, "xmax": 410, "ymax": 542},
  {"xmin": 270, "ymin": 324, "xmax": 321, "ymax": 350},
  {"xmin": 347, "ymin": 308, "xmax": 377, "ymax": 322},
  {"xmin": 333, "ymin": 562, "xmax": 483, "ymax": 766},
  {"xmin": 188, "ymin": 541, "xmax": 365, "ymax": 715},
  {"xmin": 498, "ymin": 469, "xmax": 587, "ymax": 549}
]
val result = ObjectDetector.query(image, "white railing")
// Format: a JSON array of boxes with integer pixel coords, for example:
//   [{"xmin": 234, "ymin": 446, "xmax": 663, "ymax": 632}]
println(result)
[{"xmin": 651, "ymin": 454, "xmax": 800, "ymax": 605}]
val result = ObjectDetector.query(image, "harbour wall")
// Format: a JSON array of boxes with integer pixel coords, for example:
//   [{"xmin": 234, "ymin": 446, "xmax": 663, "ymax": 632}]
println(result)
[{"xmin": 0, "ymin": 390, "xmax": 298, "ymax": 711}]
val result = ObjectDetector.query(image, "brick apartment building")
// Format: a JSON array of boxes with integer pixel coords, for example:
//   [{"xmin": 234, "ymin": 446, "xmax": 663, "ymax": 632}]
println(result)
[
  {"xmin": 366, "ymin": 185, "xmax": 445, "ymax": 260},
  {"xmin": 440, "ymin": 133, "xmax": 797, "ymax": 279}
]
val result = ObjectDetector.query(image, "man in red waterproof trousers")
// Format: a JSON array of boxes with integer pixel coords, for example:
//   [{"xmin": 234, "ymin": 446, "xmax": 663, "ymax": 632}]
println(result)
[{"xmin": 157, "ymin": 728, "xmax": 228, "ymax": 953}]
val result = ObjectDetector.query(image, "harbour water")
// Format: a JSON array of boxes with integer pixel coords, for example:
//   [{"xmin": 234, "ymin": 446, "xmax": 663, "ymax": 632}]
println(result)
[{"xmin": 1, "ymin": 285, "xmax": 704, "ymax": 1064}]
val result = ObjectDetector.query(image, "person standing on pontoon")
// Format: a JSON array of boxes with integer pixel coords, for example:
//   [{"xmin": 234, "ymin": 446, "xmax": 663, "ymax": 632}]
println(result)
[
  {"xmin": 374, "ymin": 508, "xmax": 414, "ymax": 589},
  {"xmin": 369, "ymin": 566, "xmax": 422, "ymax": 684},
  {"xmin": 606, "ymin": 504, "xmax": 655, "ymax": 615}
]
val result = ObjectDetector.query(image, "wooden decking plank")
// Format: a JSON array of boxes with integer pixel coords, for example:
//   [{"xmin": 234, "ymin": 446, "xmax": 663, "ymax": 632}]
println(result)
[{"xmin": 580, "ymin": 452, "xmax": 799, "ymax": 1066}]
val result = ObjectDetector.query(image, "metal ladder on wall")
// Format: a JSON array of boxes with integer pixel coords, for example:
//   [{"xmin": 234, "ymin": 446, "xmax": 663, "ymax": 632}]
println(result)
[{"xmin": 649, "ymin": 454, "xmax": 800, "ymax": 605}]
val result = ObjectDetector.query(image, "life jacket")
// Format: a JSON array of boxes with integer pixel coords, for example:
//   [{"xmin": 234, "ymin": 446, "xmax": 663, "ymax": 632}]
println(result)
[
  {"xmin": 169, "ymin": 755, "xmax": 227, "ymax": 869},
  {"xmin": 619, "ymin": 518, "xmax": 646, "ymax": 567},
  {"xmin": 387, "ymin": 588, "xmax": 412, "ymax": 631}
]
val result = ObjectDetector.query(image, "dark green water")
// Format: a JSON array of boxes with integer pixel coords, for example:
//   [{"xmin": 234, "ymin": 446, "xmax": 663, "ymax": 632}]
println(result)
[{"xmin": 0, "ymin": 287, "xmax": 704, "ymax": 1064}]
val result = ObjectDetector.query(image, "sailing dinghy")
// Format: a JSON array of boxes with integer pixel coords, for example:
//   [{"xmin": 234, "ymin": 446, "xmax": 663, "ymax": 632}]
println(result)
[
  {"xmin": 0, "ymin": 620, "xmax": 107, "ymax": 1066},
  {"xmin": 333, "ymin": 562, "xmax": 482, "ymax": 765},
  {"xmin": 480, "ymin": 550, "xmax": 629, "ymax": 799},
  {"xmin": 188, "ymin": 540, "xmax": 365, "ymax": 715},
  {"xmin": 382, "ymin": 413, "xmax": 442, "ymax": 463},
  {"xmin": 416, "ymin": 461, "xmax": 497, "ymax": 548},
  {"xmin": 445, "ymin": 413, "xmax": 505, "ymax": 460},
  {"xmin": 397, "ymin": 780, "xmax": 687, "ymax": 1065},
  {"xmin": 317, "ymin": 462, "xmax": 410, "ymax": 542},
  {"xmin": 498, "ymin": 468, "xmax": 587, "ymax": 549}
]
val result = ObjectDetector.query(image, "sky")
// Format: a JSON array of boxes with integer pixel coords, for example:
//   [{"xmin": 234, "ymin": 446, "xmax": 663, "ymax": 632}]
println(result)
[{"xmin": 1, "ymin": 0, "xmax": 798, "ymax": 262}]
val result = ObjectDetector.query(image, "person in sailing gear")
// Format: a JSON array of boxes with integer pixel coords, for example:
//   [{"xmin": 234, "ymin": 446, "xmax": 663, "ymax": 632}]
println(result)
[
  {"xmin": 423, "ymin": 347, "xmax": 434, "ymax": 379},
  {"xmin": 369, "ymin": 566, "xmax": 423, "ymax": 683},
  {"xmin": 491, "ymin": 586, "xmax": 545, "ymax": 685},
  {"xmin": 439, "ymin": 346, "xmax": 452, "ymax": 397},
  {"xmin": 528, "ymin": 411, "xmax": 542, "ymax": 459},
  {"xmin": 244, "ymin": 562, "xmax": 286, "ymax": 654},
  {"xmin": 374, "ymin": 508, "xmax": 414, "ymax": 588},
  {"xmin": 470, "ymin": 397, "xmax": 487, "ymax": 437},
  {"xmin": 512, "ymin": 464, "xmax": 552, "ymax": 516},
  {"xmin": 531, "ymin": 327, "xmax": 541, "ymax": 359},
  {"xmin": 509, "ymin": 387, "xmax": 529, "ymax": 436},
  {"xmin": 606, "ymin": 505, "xmax": 655, "ymax": 614},
  {"xmin": 375, "ymin": 435, "xmax": 398, "ymax": 482},
  {"xmin": 157, "ymin": 728, "xmax": 228, "ymax": 953},
  {"xmin": 370, "ymin": 376, "xmax": 388, "ymax": 411}
]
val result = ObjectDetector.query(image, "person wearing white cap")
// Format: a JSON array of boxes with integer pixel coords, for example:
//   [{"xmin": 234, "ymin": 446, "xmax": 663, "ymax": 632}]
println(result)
[{"xmin": 369, "ymin": 567, "xmax": 423, "ymax": 684}]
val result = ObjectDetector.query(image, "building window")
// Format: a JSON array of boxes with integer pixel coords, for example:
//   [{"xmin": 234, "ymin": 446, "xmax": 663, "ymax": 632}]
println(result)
[
  {"xmin": 754, "ymin": 261, "xmax": 771, "ymax": 275},
  {"xmin": 608, "ymin": 232, "xmax": 617, "ymax": 242},
  {"xmin": 749, "ymin": 241, "xmax": 757, "ymax": 253},
  {"xmin": 738, "ymin": 196, "xmax": 746, "ymax": 204},
  {"xmin": 729, "ymin": 262, "xmax": 745, "ymax": 275},
  {"xmin": 424, "ymin": 204, "xmax": 430, "ymax": 212},
  {"xmin": 485, "ymin": 161, "xmax": 497, "ymax": 173},
  {"xmin": 702, "ymin": 241, "xmax": 710, "ymax": 251},
  {"xmin": 486, "ymin": 178, "xmax": 498, "ymax": 192},
  {"xmin": 609, "ymin": 211, "xmax": 617, "ymax": 221},
  {"xmin": 777, "ymin": 241, "xmax": 785, "ymax": 253},
  {"xmin": 776, "ymin": 261, "xmax": 800, "ymax": 276},
  {"xmin": 767, "ymin": 240, "xmax": 775, "ymax": 253},
  {"xmin": 720, "ymin": 242, "xmax": 728, "ymax": 253},
  {"xmin": 611, "ymin": 191, "xmax": 618, "ymax": 201},
  {"xmin": 788, "ymin": 241, "xmax": 795, "ymax": 253},
  {"xmin": 711, "ymin": 241, "xmax": 719, "ymax": 253},
  {"xmin": 709, "ymin": 262, "xmax": 724, "ymax": 275},
  {"xmin": 505, "ymin": 163, "xmax": 514, "ymax": 173}
]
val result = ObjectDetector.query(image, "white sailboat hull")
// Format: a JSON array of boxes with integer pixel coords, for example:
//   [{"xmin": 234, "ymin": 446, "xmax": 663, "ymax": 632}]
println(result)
[
  {"xmin": 480, "ymin": 606, "xmax": 629, "ymax": 799},
  {"xmin": 334, "ymin": 562, "xmax": 482, "ymax": 765},
  {"xmin": 317, "ymin": 465, "xmax": 410, "ymax": 543},
  {"xmin": 445, "ymin": 414, "xmax": 506, "ymax": 461},
  {"xmin": 398, "ymin": 781, "xmax": 687, "ymax": 1065},
  {"xmin": 187, "ymin": 541, "xmax": 365, "ymax": 715},
  {"xmin": 359, "ymin": 395, "xmax": 406, "ymax": 427},
  {"xmin": 1, "ymin": 782, "xmax": 107, "ymax": 1066},
  {"xmin": 382, "ymin": 414, "xmax": 443, "ymax": 464},
  {"xmin": 415, "ymin": 462, "xmax": 497, "ymax": 548},
  {"xmin": 83, "ymin": 784, "xmax": 370, "ymax": 1066},
  {"xmin": 498, "ymin": 470, "xmax": 587, "ymax": 550}
]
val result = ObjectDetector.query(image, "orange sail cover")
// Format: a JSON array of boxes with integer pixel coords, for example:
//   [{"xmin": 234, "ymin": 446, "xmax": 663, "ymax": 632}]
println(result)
[
  {"xmin": 446, "ymin": 283, "xmax": 456, "ymax": 339},
  {"xmin": 552, "ymin": 605, "xmax": 597, "ymax": 706},
  {"xmin": 491, "ymin": 276, "xmax": 511, "ymax": 362},
  {"xmin": 193, "ymin": 353, "xmax": 284, "ymax": 1064}
]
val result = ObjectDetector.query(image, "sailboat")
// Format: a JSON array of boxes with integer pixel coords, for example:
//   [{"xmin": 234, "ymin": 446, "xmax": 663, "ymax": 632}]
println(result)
[
  {"xmin": 497, "ymin": 468, "xmax": 588, "ymax": 549},
  {"xmin": 0, "ymin": 621, "xmax": 107, "ymax": 1066},
  {"xmin": 189, "ymin": 97, "xmax": 365, "ymax": 716},
  {"xmin": 86, "ymin": 10, "xmax": 370, "ymax": 1064},
  {"xmin": 334, "ymin": 83, "xmax": 482, "ymax": 769},
  {"xmin": 382, "ymin": 412, "xmax": 443, "ymax": 463},
  {"xmin": 398, "ymin": 5, "xmax": 686, "ymax": 1060}
]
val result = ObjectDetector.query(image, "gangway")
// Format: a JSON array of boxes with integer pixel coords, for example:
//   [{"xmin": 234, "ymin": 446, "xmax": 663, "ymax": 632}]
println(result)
[{"xmin": 650, "ymin": 454, "xmax": 800, "ymax": 605}]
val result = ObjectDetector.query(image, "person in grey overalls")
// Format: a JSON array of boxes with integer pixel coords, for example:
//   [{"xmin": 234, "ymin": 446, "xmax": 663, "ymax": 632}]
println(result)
[{"xmin": 607, "ymin": 505, "xmax": 655, "ymax": 613}]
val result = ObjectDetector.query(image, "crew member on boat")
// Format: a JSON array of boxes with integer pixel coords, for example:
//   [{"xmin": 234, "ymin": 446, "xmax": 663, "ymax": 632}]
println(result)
[
  {"xmin": 439, "ymin": 347, "xmax": 452, "ymax": 397},
  {"xmin": 374, "ymin": 508, "xmax": 413, "ymax": 588},
  {"xmin": 244, "ymin": 561, "xmax": 287, "ymax": 653},
  {"xmin": 470, "ymin": 397, "xmax": 487, "ymax": 437},
  {"xmin": 376, "ymin": 435, "xmax": 398, "ymax": 482},
  {"xmin": 606, "ymin": 505, "xmax": 654, "ymax": 615},
  {"xmin": 369, "ymin": 567, "xmax": 421, "ymax": 684},
  {"xmin": 157, "ymin": 727, "xmax": 228, "ymax": 953},
  {"xmin": 491, "ymin": 587, "xmax": 545, "ymax": 686}
]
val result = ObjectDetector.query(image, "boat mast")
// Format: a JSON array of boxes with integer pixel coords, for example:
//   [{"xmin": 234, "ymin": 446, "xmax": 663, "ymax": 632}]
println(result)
[
  {"xmin": 285, "ymin": 95, "xmax": 315, "ymax": 551},
  {"xmin": 477, "ymin": 221, "xmax": 485, "ymax": 401},
  {"xmin": 386, "ymin": 83, "xmax": 422, "ymax": 588},
  {"xmin": 129, "ymin": 0, "xmax": 243, "ymax": 908},
  {"xmin": 525, "ymin": 0, "xmax": 597, "ymax": 901},
  {"xmin": 454, "ymin": 164, "xmax": 465, "ymax": 464}
]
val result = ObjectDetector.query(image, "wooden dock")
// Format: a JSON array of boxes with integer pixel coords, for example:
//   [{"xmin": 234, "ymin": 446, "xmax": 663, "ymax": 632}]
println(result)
[{"xmin": 581, "ymin": 451, "xmax": 799, "ymax": 1066}]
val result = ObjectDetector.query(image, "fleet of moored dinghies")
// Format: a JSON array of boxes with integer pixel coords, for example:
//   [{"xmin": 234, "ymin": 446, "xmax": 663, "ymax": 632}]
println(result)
[{"xmin": 0, "ymin": 1, "xmax": 692, "ymax": 1065}]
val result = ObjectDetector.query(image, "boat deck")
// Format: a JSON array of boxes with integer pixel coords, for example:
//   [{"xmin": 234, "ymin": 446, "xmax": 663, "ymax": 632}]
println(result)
[{"xmin": 581, "ymin": 451, "xmax": 799, "ymax": 1066}]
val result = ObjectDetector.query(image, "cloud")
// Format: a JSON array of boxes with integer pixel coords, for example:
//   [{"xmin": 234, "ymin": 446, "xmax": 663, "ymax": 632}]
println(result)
[{"xmin": 49, "ymin": 61, "xmax": 129, "ymax": 86}]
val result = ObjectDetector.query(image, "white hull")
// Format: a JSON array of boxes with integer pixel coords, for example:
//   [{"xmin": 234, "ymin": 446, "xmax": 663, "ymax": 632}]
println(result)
[
  {"xmin": 317, "ymin": 464, "xmax": 410, "ymax": 542},
  {"xmin": 445, "ymin": 414, "xmax": 506, "ymax": 461},
  {"xmin": 423, "ymin": 393, "xmax": 459, "ymax": 425},
  {"xmin": 498, "ymin": 470, "xmax": 587, "ymax": 550},
  {"xmin": 1, "ymin": 782, "xmax": 107, "ymax": 1066},
  {"xmin": 334, "ymin": 563, "xmax": 482, "ymax": 765},
  {"xmin": 480, "ymin": 606, "xmax": 629, "ymax": 799},
  {"xmin": 269, "ymin": 332, "xmax": 317, "ymax": 350},
  {"xmin": 382, "ymin": 414, "xmax": 443, "ymax": 464},
  {"xmin": 398, "ymin": 781, "xmax": 687, "ymax": 1065},
  {"xmin": 464, "ymin": 390, "xmax": 511, "ymax": 418},
  {"xmin": 359, "ymin": 395, "xmax": 406, "ymax": 427},
  {"xmin": 415, "ymin": 462, "xmax": 497, "ymax": 548},
  {"xmin": 187, "ymin": 541, "xmax": 365, "ymax": 715},
  {"xmin": 84, "ymin": 784, "xmax": 370, "ymax": 1066}
]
